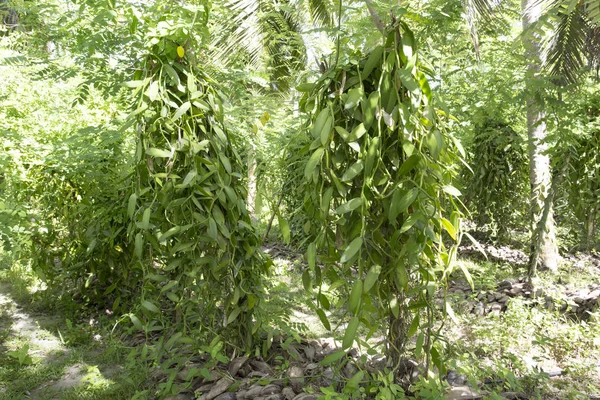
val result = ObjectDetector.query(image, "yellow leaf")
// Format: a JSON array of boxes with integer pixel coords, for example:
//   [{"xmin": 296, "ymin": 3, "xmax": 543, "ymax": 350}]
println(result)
[{"xmin": 177, "ymin": 46, "xmax": 185, "ymax": 58}]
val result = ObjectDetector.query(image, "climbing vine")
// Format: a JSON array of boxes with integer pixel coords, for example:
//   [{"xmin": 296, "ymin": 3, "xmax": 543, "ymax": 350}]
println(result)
[
  {"xmin": 299, "ymin": 21, "xmax": 465, "ymax": 375},
  {"xmin": 125, "ymin": 5, "xmax": 269, "ymax": 350}
]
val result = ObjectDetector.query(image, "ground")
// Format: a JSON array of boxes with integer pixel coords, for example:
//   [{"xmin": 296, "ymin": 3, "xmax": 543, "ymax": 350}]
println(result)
[{"xmin": 0, "ymin": 241, "xmax": 599, "ymax": 399}]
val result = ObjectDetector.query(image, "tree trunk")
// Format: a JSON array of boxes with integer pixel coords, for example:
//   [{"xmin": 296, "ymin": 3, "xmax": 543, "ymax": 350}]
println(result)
[
  {"xmin": 586, "ymin": 204, "xmax": 598, "ymax": 249},
  {"xmin": 522, "ymin": 0, "xmax": 559, "ymax": 271}
]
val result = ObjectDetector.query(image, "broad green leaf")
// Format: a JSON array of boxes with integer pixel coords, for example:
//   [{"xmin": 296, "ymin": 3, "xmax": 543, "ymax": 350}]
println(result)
[
  {"xmin": 177, "ymin": 46, "xmax": 185, "ymax": 58},
  {"xmin": 320, "ymin": 115, "xmax": 333, "ymax": 145},
  {"xmin": 395, "ymin": 261, "xmax": 408, "ymax": 291},
  {"xmin": 342, "ymin": 317, "xmax": 359, "ymax": 349},
  {"xmin": 182, "ymin": 169, "xmax": 197, "ymax": 187},
  {"xmin": 349, "ymin": 123, "xmax": 367, "ymax": 142},
  {"xmin": 397, "ymin": 69, "xmax": 419, "ymax": 92},
  {"xmin": 304, "ymin": 148, "xmax": 324, "ymax": 178},
  {"xmin": 415, "ymin": 332, "xmax": 424, "ymax": 359},
  {"xmin": 302, "ymin": 269, "xmax": 311, "ymax": 291},
  {"xmin": 278, "ymin": 215, "xmax": 290, "ymax": 244},
  {"xmin": 321, "ymin": 187, "xmax": 333, "ymax": 213},
  {"xmin": 398, "ymin": 154, "xmax": 420, "ymax": 176},
  {"xmin": 208, "ymin": 217, "xmax": 218, "ymax": 240},
  {"xmin": 335, "ymin": 198, "xmax": 362, "ymax": 214},
  {"xmin": 173, "ymin": 101, "xmax": 191, "ymax": 120},
  {"xmin": 321, "ymin": 350, "xmax": 346, "ymax": 365},
  {"xmin": 363, "ymin": 265, "xmax": 381, "ymax": 293},
  {"xmin": 129, "ymin": 314, "xmax": 143, "ymax": 330},
  {"xmin": 312, "ymin": 109, "xmax": 329, "ymax": 139},
  {"xmin": 318, "ymin": 293, "xmax": 330, "ymax": 310},
  {"xmin": 441, "ymin": 217, "xmax": 457, "ymax": 240},
  {"xmin": 362, "ymin": 45, "xmax": 383, "ymax": 79},
  {"xmin": 160, "ymin": 280, "xmax": 178, "ymax": 293},
  {"xmin": 341, "ymin": 160, "xmax": 363, "ymax": 182},
  {"xmin": 458, "ymin": 258, "xmax": 474, "ymax": 290},
  {"xmin": 135, "ymin": 233, "xmax": 143, "ymax": 259},
  {"xmin": 345, "ymin": 88, "xmax": 362, "ymax": 109},
  {"xmin": 146, "ymin": 148, "xmax": 172, "ymax": 158},
  {"xmin": 141, "ymin": 208, "xmax": 151, "ymax": 230},
  {"xmin": 341, "ymin": 237, "xmax": 363, "ymax": 263},
  {"xmin": 127, "ymin": 194, "xmax": 137, "ymax": 218},
  {"xmin": 407, "ymin": 313, "xmax": 420, "ymax": 338},
  {"xmin": 296, "ymin": 82, "xmax": 315, "ymax": 92},
  {"xmin": 158, "ymin": 226, "xmax": 181, "ymax": 242},
  {"xmin": 362, "ymin": 92, "xmax": 379, "ymax": 129},
  {"xmin": 345, "ymin": 371, "xmax": 365, "ymax": 391},
  {"xmin": 307, "ymin": 242, "xmax": 316, "ymax": 269},
  {"xmin": 442, "ymin": 185, "xmax": 462, "ymax": 196},
  {"xmin": 123, "ymin": 80, "xmax": 146, "ymax": 88},
  {"xmin": 227, "ymin": 307, "xmax": 241, "ymax": 325},
  {"xmin": 389, "ymin": 187, "xmax": 418, "ymax": 222},
  {"xmin": 142, "ymin": 300, "xmax": 159, "ymax": 313},
  {"xmin": 347, "ymin": 279, "xmax": 363, "ymax": 314},
  {"xmin": 399, "ymin": 213, "xmax": 420, "ymax": 234},
  {"xmin": 316, "ymin": 308, "xmax": 330, "ymax": 331},
  {"xmin": 335, "ymin": 126, "xmax": 350, "ymax": 141}
]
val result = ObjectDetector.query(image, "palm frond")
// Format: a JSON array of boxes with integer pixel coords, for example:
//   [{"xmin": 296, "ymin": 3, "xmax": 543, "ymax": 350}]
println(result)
[
  {"xmin": 462, "ymin": 0, "xmax": 502, "ymax": 61},
  {"xmin": 541, "ymin": 3, "xmax": 588, "ymax": 84},
  {"xmin": 585, "ymin": 0, "xmax": 600, "ymax": 25},
  {"xmin": 306, "ymin": 0, "xmax": 333, "ymax": 26}
]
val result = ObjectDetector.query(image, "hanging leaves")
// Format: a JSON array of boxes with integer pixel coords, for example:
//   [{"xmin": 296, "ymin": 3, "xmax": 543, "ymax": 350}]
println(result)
[{"xmin": 299, "ymin": 23, "xmax": 464, "ymax": 371}]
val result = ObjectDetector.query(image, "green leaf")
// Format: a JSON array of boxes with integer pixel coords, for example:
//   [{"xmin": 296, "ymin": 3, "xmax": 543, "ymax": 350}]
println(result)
[
  {"xmin": 227, "ymin": 307, "xmax": 241, "ymax": 325},
  {"xmin": 320, "ymin": 115, "xmax": 333, "ymax": 145},
  {"xmin": 127, "ymin": 194, "xmax": 137, "ymax": 218},
  {"xmin": 407, "ymin": 313, "xmax": 420, "ymax": 338},
  {"xmin": 441, "ymin": 217, "xmax": 457, "ymax": 240},
  {"xmin": 141, "ymin": 208, "xmax": 151, "ymax": 230},
  {"xmin": 415, "ymin": 332, "xmax": 424, "ymax": 359},
  {"xmin": 362, "ymin": 45, "xmax": 383, "ymax": 79},
  {"xmin": 363, "ymin": 265, "xmax": 381, "ymax": 293},
  {"xmin": 342, "ymin": 317, "xmax": 359, "ymax": 349},
  {"xmin": 146, "ymin": 148, "xmax": 172, "ymax": 158},
  {"xmin": 316, "ymin": 308, "xmax": 331, "ymax": 331},
  {"xmin": 345, "ymin": 371, "xmax": 365, "ymax": 391},
  {"xmin": 296, "ymin": 82, "xmax": 315, "ymax": 92},
  {"xmin": 278, "ymin": 215, "xmax": 290, "ymax": 244},
  {"xmin": 312, "ymin": 109, "xmax": 330, "ymax": 139},
  {"xmin": 399, "ymin": 213, "xmax": 420, "ymax": 234},
  {"xmin": 307, "ymin": 242, "xmax": 316, "ymax": 269},
  {"xmin": 341, "ymin": 237, "xmax": 363, "ymax": 263},
  {"xmin": 335, "ymin": 126, "xmax": 350, "ymax": 141},
  {"xmin": 304, "ymin": 148, "xmax": 324, "ymax": 178},
  {"xmin": 341, "ymin": 160, "xmax": 363, "ymax": 182},
  {"xmin": 158, "ymin": 226, "xmax": 181, "ymax": 242},
  {"xmin": 321, "ymin": 350, "xmax": 346, "ymax": 365},
  {"xmin": 302, "ymin": 269, "xmax": 312, "ymax": 291},
  {"xmin": 135, "ymin": 233, "xmax": 143, "ymax": 259},
  {"xmin": 345, "ymin": 88, "xmax": 362, "ymax": 109},
  {"xmin": 398, "ymin": 154, "xmax": 420, "ymax": 176},
  {"xmin": 458, "ymin": 257, "xmax": 474, "ymax": 290},
  {"xmin": 348, "ymin": 123, "xmax": 367, "ymax": 142},
  {"xmin": 173, "ymin": 101, "xmax": 191, "ymax": 120},
  {"xmin": 347, "ymin": 279, "xmax": 363, "ymax": 314},
  {"xmin": 389, "ymin": 187, "xmax": 418, "ymax": 222},
  {"xmin": 160, "ymin": 280, "xmax": 178, "ymax": 293},
  {"xmin": 182, "ymin": 169, "xmax": 197, "ymax": 187},
  {"xmin": 142, "ymin": 300, "xmax": 159, "ymax": 313},
  {"xmin": 442, "ymin": 185, "xmax": 462, "ymax": 196},
  {"xmin": 335, "ymin": 198, "xmax": 362, "ymax": 214},
  {"xmin": 362, "ymin": 92, "xmax": 379, "ymax": 129},
  {"xmin": 321, "ymin": 187, "xmax": 333, "ymax": 213}
]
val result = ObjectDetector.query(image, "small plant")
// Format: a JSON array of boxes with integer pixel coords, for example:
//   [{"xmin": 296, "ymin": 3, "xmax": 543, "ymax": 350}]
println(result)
[{"xmin": 7, "ymin": 343, "xmax": 33, "ymax": 366}]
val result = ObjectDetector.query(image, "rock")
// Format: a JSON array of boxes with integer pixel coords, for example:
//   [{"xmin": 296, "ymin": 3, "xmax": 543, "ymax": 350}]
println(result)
[
  {"xmin": 476, "ymin": 292, "xmax": 486, "ymax": 301},
  {"xmin": 287, "ymin": 366, "xmax": 304, "ymax": 392},
  {"xmin": 245, "ymin": 385, "xmax": 265, "ymax": 398},
  {"xmin": 196, "ymin": 383, "xmax": 215, "ymax": 393},
  {"xmin": 282, "ymin": 387, "xmax": 296, "ymax": 400},
  {"xmin": 236, "ymin": 390, "xmax": 247, "ymax": 400},
  {"xmin": 323, "ymin": 367, "xmax": 334, "ymax": 386},
  {"xmin": 247, "ymin": 371, "xmax": 267, "ymax": 378},
  {"xmin": 304, "ymin": 363, "xmax": 319, "ymax": 374},
  {"xmin": 508, "ymin": 287, "xmax": 523, "ymax": 297},
  {"xmin": 497, "ymin": 295, "xmax": 509, "ymax": 304},
  {"xmin": 445, "ymin": 370, "xmax": 467, "ymax": 386},
  {"xmin": 229, "ymin": 357, "xmax": 248, "ymax": 377},
  {"xmin": 265, "ymin": 395, "xmax": 283, "ymax": 400},
  {"xmin": 250, "ymin": 360, "xmax": 272, "ymax": 374},
  {"xmin": 445, "ymin": 386, "xmax": 483, "ymax": 400},
  {"xmin": 499, "ymin": 279, "xmax": 515, "ymax": 289},
  {"xmin": 489, "ymin": 303, "xmax": 503, "ymax": 316},
  {"xmin": 261, "ymin": 384, "xmax": 282, "ymax": 396},
  {"xmin": 206, "ymin": 378, "xmax": 233, "ymax": 400},
  {"xmin": 574, "ymin": 297, "xmax": 585, "ymax": 304},
  {"xmin": 343, "ymin": 362, "xmax": 358, "ymax": 378},
  {"xmin": 214, "ymin": 394, "xmax": 237, "ymax": 400},
  {"xmin": 292, "ymin": 394, "xmax": 319, "ymax": 400},
  {"xmin": 473, "ymin": 302, "xmax": 485, "ymax": 316},
  {"xmin": 303, "ymin": 345, "xmax": 316, "ymax": 361}
]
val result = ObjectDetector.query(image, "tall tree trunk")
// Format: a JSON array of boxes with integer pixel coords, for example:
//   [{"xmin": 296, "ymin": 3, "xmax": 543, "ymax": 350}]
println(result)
[{"xmin": 522, "ymin": 0, "xmax": 559, "ymax": 271}]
